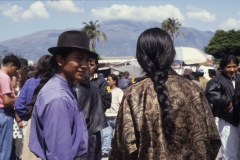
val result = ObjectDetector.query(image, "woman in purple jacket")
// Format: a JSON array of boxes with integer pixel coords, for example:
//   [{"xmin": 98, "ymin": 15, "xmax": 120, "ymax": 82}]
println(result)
[{"xmin": 14, "ymin": 54, "xmax": 52, "ymax": 159}]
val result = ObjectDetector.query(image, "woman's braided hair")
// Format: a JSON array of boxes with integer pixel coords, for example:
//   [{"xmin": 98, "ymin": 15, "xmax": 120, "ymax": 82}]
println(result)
[{"xmin": 136, "ymin": 28, "xmax": 176, "ymax": 139}]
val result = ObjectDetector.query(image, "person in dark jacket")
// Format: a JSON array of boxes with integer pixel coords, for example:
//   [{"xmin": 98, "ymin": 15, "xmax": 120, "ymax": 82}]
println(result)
[
  {"xmin": 189, "ymin": 72, "xmax": 205, "ymax": 91},
  {"xmin": 208, "ymin": 69, "xmax": 216, "ymax": 79},
  {"xmin": 74, "ymin": 68, "xmax": 108, "ymax": 160},
  {"xmin": 205, "ymin": 54, "xmax": 240, "ymax": 160},
  {"xmin": 118, "ymin": 72, "xmax": 132, "ymax": 91},
  {"xmin": 88, "ymin": 56, "xmax": 111, "ymax": 111},
  {"xmin": 234, "ymin": 75, "xmax": 240, "ymax": 124}
]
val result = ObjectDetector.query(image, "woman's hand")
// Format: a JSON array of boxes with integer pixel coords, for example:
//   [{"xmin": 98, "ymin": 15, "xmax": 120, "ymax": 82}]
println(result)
[{"xmin": 17, "ymin": 121, "xmax": 23, "ymax": 128}]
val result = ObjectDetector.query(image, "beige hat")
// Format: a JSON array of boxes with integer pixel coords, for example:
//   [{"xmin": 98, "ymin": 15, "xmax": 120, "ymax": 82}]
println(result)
[
  {"xmin": 183, "ymin": 68, "xmax": 193, "ymax": 75},
  {"xmin": 113, "ymin": 71, "xmax": 120, "ymax": 75}
]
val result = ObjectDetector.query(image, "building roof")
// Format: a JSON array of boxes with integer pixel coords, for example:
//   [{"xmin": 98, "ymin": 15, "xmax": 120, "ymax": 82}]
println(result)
[
  {"xmin": 101, "ymin": 56, "xmax": 135, "ymax": 60},
  {"xmin": 111, "ymin": 65, "xmax": 144, "ymax": 78}
]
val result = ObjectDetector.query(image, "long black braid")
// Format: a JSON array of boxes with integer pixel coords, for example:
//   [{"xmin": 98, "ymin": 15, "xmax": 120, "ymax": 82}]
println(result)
[{"xmin": 136, "ymin": 28, "xmax": 176, "ymax": 139}]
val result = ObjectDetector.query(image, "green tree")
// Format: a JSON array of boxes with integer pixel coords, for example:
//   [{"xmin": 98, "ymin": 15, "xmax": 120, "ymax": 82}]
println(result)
[
  {"xmin": 2, "ymin": 49, "xmax": 13, "ymax": 56},
  {"xmin": 161, "ymin": 18, "xmax": 184, "ymax": 43},
  {"xmin": 204, "ymin": 30, "xmax": 240, "ymax": 58},
  {"xmin": 82, "ymin": 20, "xmax": 107, "ymax": 52}
]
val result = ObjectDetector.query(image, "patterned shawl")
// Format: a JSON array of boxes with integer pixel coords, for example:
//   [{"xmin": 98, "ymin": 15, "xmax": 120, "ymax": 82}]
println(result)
[{"xmin": 109, "ymin": 74, "xmax": 221, "ymax": 160}]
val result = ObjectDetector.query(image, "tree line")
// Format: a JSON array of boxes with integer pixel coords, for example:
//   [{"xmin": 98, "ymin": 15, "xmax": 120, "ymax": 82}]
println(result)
[
  {"xmin": 204, "ymin": 30, "xmax": 240, "ymax": 59},
  {"xmin": 81, "ymin": 18, "xmax": 185, "ymax": 55}
]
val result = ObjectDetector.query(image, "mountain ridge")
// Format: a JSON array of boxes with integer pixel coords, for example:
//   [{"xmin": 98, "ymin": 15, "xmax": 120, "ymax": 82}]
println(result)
[{"xmin": 0, "ymin": 20, "xmax": 214, "ymax": 62}]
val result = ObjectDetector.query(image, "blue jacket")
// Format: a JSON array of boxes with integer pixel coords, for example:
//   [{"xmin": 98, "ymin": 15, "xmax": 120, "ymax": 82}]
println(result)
[
  {"xmin": 118, "ymin": 78, "xmax": 132, "ymax": 91},
  {"xmin": 15, "ymin": 77, "xmax": 41, "ymax": 121}
]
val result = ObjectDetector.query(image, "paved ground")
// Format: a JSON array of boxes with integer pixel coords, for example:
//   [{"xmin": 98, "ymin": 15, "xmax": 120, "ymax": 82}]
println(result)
[{"xmin": 101, "ymin": 149, "xmax": 222, "ymax": 160}]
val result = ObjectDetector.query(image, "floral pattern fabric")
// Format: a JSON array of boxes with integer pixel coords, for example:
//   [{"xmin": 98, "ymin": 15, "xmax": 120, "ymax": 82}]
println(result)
[{"xmin": 109, "ymin": 75, "xmax": 221, "ymax": 160}]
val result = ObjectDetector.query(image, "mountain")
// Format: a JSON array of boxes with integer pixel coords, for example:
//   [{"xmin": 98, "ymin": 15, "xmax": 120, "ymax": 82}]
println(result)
[{"xmin": 0, "ymin": 20, "xmax": 214, "ymax": 62}]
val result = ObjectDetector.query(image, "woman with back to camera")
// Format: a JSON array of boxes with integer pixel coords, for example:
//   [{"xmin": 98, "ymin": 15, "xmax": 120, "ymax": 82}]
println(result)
[
  {"xmin": 109, "ymin": 28, "xmax": 221, "ymax": 160},
  {"xmin": 14, "ymin": 55, "xmax": 52, "ymax": 160}
]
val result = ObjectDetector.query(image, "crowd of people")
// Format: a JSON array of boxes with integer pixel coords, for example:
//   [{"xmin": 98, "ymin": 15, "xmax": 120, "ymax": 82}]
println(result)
[{"xmin": 0, "ymin": 28, "xmax": 239, "ymax": 160}]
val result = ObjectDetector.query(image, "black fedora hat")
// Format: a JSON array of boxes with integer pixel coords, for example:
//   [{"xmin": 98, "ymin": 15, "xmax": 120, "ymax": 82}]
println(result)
[{"xmin": 48, "ymin": 30, "xmax": 98, "ymax": 58}]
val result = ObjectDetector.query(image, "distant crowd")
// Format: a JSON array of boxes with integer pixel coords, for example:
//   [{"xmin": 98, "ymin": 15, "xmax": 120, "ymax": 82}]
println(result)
[{"xmin": 0, "ymin": 28, "xmax": 239, "ymax": 160}]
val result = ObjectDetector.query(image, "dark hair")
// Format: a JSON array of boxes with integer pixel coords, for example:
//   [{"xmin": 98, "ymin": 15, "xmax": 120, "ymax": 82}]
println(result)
[
  {"xmin": 2, "ymin": 54, "xmax": 21, "ymax": 69},
  {"xmin": 136, "ymin": 28, "xmax": 176, "ymax": 139},
  {"xmin": 19, "ymin": 65, "xmax": 36, "ymax": 89},
  {"xmin": 208, "ymin": 69, "xmax": 216, "ymax": 76},
  {"xmin": 198, "ymin": 72, "xmax": 204, "ymax": 77},
  {"xmin": 26, "ymin": 51, "xmax": 72, "ymax": 115},
  {"xmin": 183, "ymin": 75, "xmax": 190, "ymax": 80},
  {"xmin": 79, "ymin": 67, "xmax": 91, "ymax": 86},
  {"xmin": 220, "ymin": 54, "xmax": 239, "ymax": 69},
  {"xmin": 34, "ymin": 55, "xmax": 52, "ymax": 79},
  {"xmin": 19, "ymin": 66, "xmax": 28, "ymax": 89},
  {"xmin": 124, "ymin": 71, "xmax": 129, "ymax": 75},
  {"xmin": 109, "ymin": 74, "xmax": 118, "ymax": 87},
  {"xmin": 119, "ymin": 72, "xmax": 124, "ymax": 78},
  {"xmin": 89, "ymin": 56, "xmax": 99, "ymax": 73},
  {"xmin": 27, "ymin": 66, "xmax": 35, "ymax": 79},
  {"xmin": 189, "ymin": 72, "xmax": 199, "ymax": 81},
  {"xmin": 19, "ymin": 58, "xmax": 28, "ymax": 66}
]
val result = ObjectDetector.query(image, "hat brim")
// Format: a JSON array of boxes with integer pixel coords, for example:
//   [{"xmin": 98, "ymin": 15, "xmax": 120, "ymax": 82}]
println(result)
[{"xmin": 48, "ymin": 46, "xmax": 98, "ymax": 58}]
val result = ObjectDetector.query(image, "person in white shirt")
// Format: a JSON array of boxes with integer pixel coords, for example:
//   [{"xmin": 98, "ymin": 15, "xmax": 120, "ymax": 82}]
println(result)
[{"xmin": 102, "ymin": 74, "xmax": 123, "ymax": 157}]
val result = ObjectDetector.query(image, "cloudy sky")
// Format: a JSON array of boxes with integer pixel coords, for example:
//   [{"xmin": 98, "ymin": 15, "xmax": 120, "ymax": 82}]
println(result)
[{"xmin": 0, "ymin": 0, "xmax": 239, "ymax": 41}]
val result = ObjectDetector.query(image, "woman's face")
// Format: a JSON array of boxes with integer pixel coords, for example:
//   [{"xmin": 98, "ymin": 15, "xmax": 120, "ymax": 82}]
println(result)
[
  {"xmin": 58, "ymin": 50, "xmax": 88, "ymax": 83},
  {"xmin": 12, "ymin": 76, "xmax": 19, "ymax": 88},
  {"xmin": 222, "ymin": 61, "xmax": 238, "ymax": 78},
  {"xmin": 107, "ymin": 76, "xmax": 116, "ymax": 87},
  {"xmin": 124, "ymin": 72, "xmax": 129, "ymax": 79}
]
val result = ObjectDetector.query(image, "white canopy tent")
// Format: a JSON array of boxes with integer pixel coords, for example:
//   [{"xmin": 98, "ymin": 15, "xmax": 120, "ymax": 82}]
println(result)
[{"xmin": 174, "ymin": 47, "xmax": 208, "ymax": 64}]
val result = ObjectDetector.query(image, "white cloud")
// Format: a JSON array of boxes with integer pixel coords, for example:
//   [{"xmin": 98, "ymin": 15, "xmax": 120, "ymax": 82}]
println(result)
[
  {"xmin": 46, "ymin": 0, "xmax": 83, "ymax": 13},
  {"xmin": 0, "ymin": 1, "xmax": 49, "ymax": 22},
  {"xmin": 187, "ymin": 5, "xmax": 216, "ymax": 23},
  {"xmin": 91, "ymin": 4, "xmax": 185, "ymax": 22},
  {"xmin": 22, "ymin": 1, "xmax": 49, "ymax": 20},
  {"xmin": 218, "ymin": 18, "xmax": 240, "ymax": 30},
  {"xmin": 1, "ymin": 4, "xmax": 24, "ymax": 22}
]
